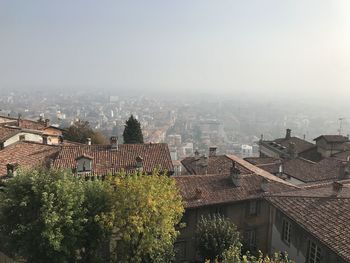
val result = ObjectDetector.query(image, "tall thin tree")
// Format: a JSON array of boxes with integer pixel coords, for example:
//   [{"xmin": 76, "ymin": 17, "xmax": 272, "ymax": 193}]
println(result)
[{"xmin": 123, "ymin": 115, "xmax": 144, "ymax": 144}]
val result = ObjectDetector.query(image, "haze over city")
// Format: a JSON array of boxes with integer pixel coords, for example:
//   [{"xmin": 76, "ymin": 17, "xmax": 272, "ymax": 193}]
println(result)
[
  {"xmin": 3, "ymin": 2, "xmax": 350, "ymax": 263},
  {"xmin": 1, "ymin": 0, "xmax": 350, "ymax": 102}
]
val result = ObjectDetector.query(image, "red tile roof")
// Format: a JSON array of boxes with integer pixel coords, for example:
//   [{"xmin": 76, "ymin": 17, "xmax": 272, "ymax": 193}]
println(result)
[
  {"xmin": 17, "ymin": 119, "xmax": 47, "ymax": 130},
  {"xmin": 283, "ymin": 157, "xmax": 342, "ymax": 183},
  {"xmin": 274, "ymin": 137, "xmax": 315, "ymax": 154},
  {"xmin": 175, "ymin": 173, "xmax": 296, "ymax": 209},
  {"xmin": 314, "ymin": 135, "xmax": 349, "ymax": 143},
  {"xmin": 245, "ymin": 156, "xmax": 343, "ymax": 183},
  {"xmin": 0, "ymin": 126, "xmax": 21, "ymax": 142},
  {"xmin": 53, "ymin": 143, "xmax": 173, "ymax": 175},
  {"xmin": 181, "ymin": 155, "xmax": 251, "ymax": 175},
  {"xmin": 0, "ymin": 141, "xmax": 59, "ymax": 177},
  {"xmin": 266, "ymin": 183, "xmax": 350, "ymax": 262}
]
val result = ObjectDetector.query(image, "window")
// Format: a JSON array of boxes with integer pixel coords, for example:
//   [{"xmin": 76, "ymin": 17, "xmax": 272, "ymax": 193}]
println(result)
[
  {"xmin": 174, "ymin": 241, "xmax": 186, "ymax": 261},
  {"xmin": 178, "ymin": 211, "xmax": 189, "ymax": 228},
  {"xmin": 282, "ymin": 218, "xmax": 291, "ymax": 245},
  {"xmin": 248, "ymin": 200, "xmax": 258, "ymax": 216},
  {"xmin": 210, "ymin": 206, "xmax": 226, "ymax": 217},
  {"xmin": 244, "ymin": 229, "xmax": 256, "ymax": 249},
  {"xmin": 19, "ymin": 135, "xmax": 25, "ymax": 141},
  {"xmin": 307, "ymin": 241, "xmax": 321, "ymax": 263}
]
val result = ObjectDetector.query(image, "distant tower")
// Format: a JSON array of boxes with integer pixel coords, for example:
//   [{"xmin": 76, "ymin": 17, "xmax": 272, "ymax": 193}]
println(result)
[{"xmin": 339, "ymin": 118, "xmax": 345, "ymax": 135}]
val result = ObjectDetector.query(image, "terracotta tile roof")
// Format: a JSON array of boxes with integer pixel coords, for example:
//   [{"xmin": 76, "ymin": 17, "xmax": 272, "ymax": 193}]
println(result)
[
  {"xmin": 244, "ymin": 157, "xmax": 281, "ymax": 174},
  {"xmin": 332, "ymin": 150, "xmax": 350, "ymax": 161},
  {"xmin": 283, "ymin": 157, "xmax": 342, "ymax": 183},
  {"xmin": 0, "ymin": 126, "xmax": 21, "ymax": 142},
  {"xmin": 314, "ymin": 135, "xmax": 349, "ymax": 143},
  {"xmin": 274, "ymin": 137, "xmax": 315, "ymax": 154},
  {"xmin": 244, "ymin": 157, "xmax": 281, "ymax": 165},
  {"xmin": 175, "ymin": 173, "xmax": 297, "ymax": 209},
  {"xmin": 0, "ymin": 141, "xmax": 59, "ymax": 177},
  {"xmin": 17, "ymin": 119, "xmax": 47, "ymax": 130},
  {"xmin": 0, "ymin": 116, "xmax": 47, "ymax": 130},
  {"xmin": 53, "ymin": 143, "xmax": 173, "ymax": 175},
  {"xmin": 298, "ymin": 146, "xmax": 323, "ymax": 162},
  {"xmin": 245, "ymin": 156, "xmax": 343, "ymax": 183},
  {"xmin": 266, "ymin": 183, "xmax": 350, "ymax": 262},
  {"xmin": 181, "ymin": 155, "xmax": 251, "ymax": 175},
  {"xmin": 226, "ymin": 155, "xmax": 296, "ymax": 186}
]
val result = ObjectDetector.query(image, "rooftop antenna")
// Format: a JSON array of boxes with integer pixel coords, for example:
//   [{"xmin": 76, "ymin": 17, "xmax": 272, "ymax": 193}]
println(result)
[{"xmin": 338, "ymin": 117, "xmax": 345, "ymax": 135}]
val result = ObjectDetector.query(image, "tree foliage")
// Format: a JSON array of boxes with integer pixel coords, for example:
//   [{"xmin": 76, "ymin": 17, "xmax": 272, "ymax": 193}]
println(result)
[
  {"xmin": 122, "ymin": 115, "xmax": 144, "ymax": 144},
  {"xmin": 0, "ymin": 168, "xmax": 113, "ymax": 263},
  {"xmin": 216, "ymin": 244, "xmax": 294, "ymax": 263},
  {"xmin": 80, "ymin": 180, "xmax": 114, "ymax": 263},
  {"xmin": 196, "ymin": 214, "xmax": 241, "ymax": 261},
  {"xmin": 107, "ymin": 170, "xmax": 184, "ymax": 263},
  {"xmin": 64, "ymin": 120, "xmax": 108, "ymax": 144}
]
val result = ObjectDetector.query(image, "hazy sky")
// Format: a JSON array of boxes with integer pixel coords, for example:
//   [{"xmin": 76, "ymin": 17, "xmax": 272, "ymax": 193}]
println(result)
[{"xmin": 1, "ymin": 0, "xmax": 350, "ymax": 98}]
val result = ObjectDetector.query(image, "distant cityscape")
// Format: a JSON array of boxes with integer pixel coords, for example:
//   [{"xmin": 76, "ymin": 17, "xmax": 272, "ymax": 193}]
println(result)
[{"xmin": 1, "ymin": 89, "xmax": 350, "ymax": 162}]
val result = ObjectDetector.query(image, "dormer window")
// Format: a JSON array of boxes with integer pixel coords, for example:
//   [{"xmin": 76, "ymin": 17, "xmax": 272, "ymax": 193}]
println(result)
[
  {"xmin": 6, "ymin": 163, "xmax": 18, "ymax": 177},
  {"xmin": 136, "ymin": 156, "xmax": 143, "ymax": 170},
  {"xmin": 75, "ymin": 155, "xmax": 93, "ymax": 173}
]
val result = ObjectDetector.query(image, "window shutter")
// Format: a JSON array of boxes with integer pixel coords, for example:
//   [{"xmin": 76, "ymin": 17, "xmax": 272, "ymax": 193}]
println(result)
[{"xmin": 256, "ymin": 200, "xmax": 261, "ymax": 215}]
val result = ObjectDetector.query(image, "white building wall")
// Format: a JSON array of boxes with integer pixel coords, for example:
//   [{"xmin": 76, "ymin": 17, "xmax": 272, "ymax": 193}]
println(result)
[
  {"xmin": 283, "ymin": 176, "xmax": 305, "ymax": 185},
  {"xmin": 259, "ymin": 145, "xmax": 281, "ymax": 158},
  {"xmin": 4, "ymin": 132, "xmax": 43, "ymax": 147},
  {"xmin": 270, "ymin": 224, "xmax": 306, "ymax": 263}
]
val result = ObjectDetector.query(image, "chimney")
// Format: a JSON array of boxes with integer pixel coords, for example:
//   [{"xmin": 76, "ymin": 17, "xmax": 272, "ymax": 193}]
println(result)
[
  {"xmin": 86, "ymin": 138, "xmax": 92, "ymax": 145},
  {"xmin": 278, "ymin": 163, "xmax": 284, "ymax": 174},
  {"xmin": 42, "ymin": 134, "xmax": 48, "ymax": 145},
  {"xmin": 44, "ymin": 119, "xmax": 50, "ymax": 127},
  {"xmin": 209, "ymin": 146, "xmax": 217, "ymax": 157},
  {"xmin": 286, "ymin": 129, "xmax": 292, "ymax": 139},
  {"xmin": 195, "ymin": 188, "xmax": 202, "ymax": 200},
  {"xmin": 6, "ymin": 163, "xmax": 18, "ymax": 177},
  {"xmin": 339, "ymin": 161, "xmax": 350, "ymax": 179},
  {"xmin": 231, "ymin": 161, "xmax": 241, "ymax": 187},
  {"xmin": 110, "ymin": 136, "xmax": 118, "ymax": 150},
  {"xmin": 17, "ymin": 113, "xmax": 21, "ymax": 126},
  {"xmin": 288, "ymin": 142, "xmax": 297, "ymax": 158},
  {"xmin": 332, "ymin": 182, "xmax": 343, "ymax": 196},
  {"xmin": 261, "ymin": 178, "xmax": 269, "ymax": 192},
  {"xmin": 136, "ymin": 156, "xmax": 143, "ymax": 169},
  {"xmin": 194, "ymin": 150, "xmax": 200, "ymax": 160}
]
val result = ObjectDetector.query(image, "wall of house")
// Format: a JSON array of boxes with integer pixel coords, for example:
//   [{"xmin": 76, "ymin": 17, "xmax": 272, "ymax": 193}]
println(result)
[
  {"xmin": 43, "ymin": 127, "xmax": 62, "ymax": 136},
  {"xmin": 270, "ymin": 207, "xmax": 345, "ymax": 263},
  {"xmin": 0, "ymin": 252, "xmax": 15, "ymax": 263},
  {"xmin": 76, "ymin": 158, "xmax": 92, "ymax": 172},
  {"xmin": 176, "ymin": 199, "xmax": 271, "ymax": 263},
  {"xmin": 259, "ymin": 145, "xmax": 281, "ymax": 158},
  {"xmin": 316, "ymin": 139, "xmax": 346, "ymax": 157},
  {"xmin": 4, "ymin": 132, "xmax": 42, "ymax": 147},
  {"xmin": 283, "ymin": 175, "xmax": 304, "ymax": 185}
]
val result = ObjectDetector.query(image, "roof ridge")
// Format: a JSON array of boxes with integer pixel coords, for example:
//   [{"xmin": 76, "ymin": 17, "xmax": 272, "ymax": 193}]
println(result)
[
  {"xmin": 225, "ymin": 155, "xmax": 298, "ymax": 188},
  {"xmin": 266, "ymin": 194, "xmax": 350, "ymax": 200}
]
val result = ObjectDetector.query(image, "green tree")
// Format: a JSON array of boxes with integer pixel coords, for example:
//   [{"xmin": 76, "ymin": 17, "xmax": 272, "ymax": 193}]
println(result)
[
  {"xmin": 196, "ymin": 214, "xmax": 241, "ymax": 262},
  {"xmin": 107, "ymin": 170, "xmax": 184, "ymax": 263},
  {"xmin": 0, "ymin": 168, "xmax": 86, "ymax": 263},
  {"xmin": 64, "ymin": 120, "xmax": 107, "ymax": 144},
  {"xmin": 80, "ymin": 180, "xmax": 114, "ymax": 263},
  {"xmin": 0, "ymin": 168, "xmax": 113, "ymax": 263},
  {"xmin": 122, "ymin": 115, "xmax": 144, "ymax": 144},
  {"xmin": 217, "ymin": 244, "xmax": 294, "ymax": 263}
]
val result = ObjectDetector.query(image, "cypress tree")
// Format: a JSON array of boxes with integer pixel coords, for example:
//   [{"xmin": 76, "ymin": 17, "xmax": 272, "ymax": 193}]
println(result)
[{"xmin": 123, "ymin": 115, "xmax": 144, "ymax": 144}]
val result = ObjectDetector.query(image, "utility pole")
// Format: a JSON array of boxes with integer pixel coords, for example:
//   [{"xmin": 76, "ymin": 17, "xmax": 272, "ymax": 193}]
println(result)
[{"xmin": 338, "ymin": 117, "xmax": 345, "ymax": 135}]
